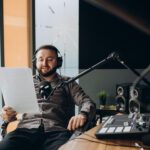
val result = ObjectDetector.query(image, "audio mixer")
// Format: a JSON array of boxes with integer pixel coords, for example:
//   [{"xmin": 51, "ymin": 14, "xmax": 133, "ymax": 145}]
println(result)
[{"xmin": 95, "ymin": 113, "xmax": 150, "ymax": 139}]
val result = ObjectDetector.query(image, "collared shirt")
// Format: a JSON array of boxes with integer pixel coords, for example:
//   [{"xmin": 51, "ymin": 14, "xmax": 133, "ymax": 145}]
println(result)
[{"xmin": 17, "ymin": 74, "xmax": 96, "ymax": 132}]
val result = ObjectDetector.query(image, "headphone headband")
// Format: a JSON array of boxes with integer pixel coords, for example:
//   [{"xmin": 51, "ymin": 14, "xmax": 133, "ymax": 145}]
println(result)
[{"xmin": 32, "ymin": 45, "xmax": 63, "ymax": 68}]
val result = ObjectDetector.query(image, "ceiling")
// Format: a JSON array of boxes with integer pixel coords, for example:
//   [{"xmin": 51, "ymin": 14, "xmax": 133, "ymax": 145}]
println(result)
[{"xmin": 84, "ymin": 0, "xmax": 150, "ymax": 35}]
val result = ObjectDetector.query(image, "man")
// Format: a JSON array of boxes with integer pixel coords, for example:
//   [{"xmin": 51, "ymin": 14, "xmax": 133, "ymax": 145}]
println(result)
[{"xmin": 0, "ymin": 45, "xmax": 96, "ymax": 150}]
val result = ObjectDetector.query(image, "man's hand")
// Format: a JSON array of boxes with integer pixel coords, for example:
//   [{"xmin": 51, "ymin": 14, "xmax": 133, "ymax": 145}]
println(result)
[
  {"xmin": 0, "ymin": 106, "xmax": 17, "ymax": 122},
  {"xmin": 67, "ymin": 114, "xmax": 87, "ymax": 131}
]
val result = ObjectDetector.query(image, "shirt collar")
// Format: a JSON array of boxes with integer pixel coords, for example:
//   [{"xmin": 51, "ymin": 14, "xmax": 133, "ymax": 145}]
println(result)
[{"xmin": 37, "ymin": 73, "xmax": 62, "ymax": 89}]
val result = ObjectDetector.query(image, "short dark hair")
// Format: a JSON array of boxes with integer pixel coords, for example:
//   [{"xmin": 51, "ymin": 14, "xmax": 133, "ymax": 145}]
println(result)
[{"xmin": 34, "ymin": 45, "xmax": 59, "ymax": 58}]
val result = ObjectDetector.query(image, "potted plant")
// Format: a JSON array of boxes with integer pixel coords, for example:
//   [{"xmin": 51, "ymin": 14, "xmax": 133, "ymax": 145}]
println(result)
[{"xmin": 97, "ymin": 90, "xmax": 108, "ymax": 107}]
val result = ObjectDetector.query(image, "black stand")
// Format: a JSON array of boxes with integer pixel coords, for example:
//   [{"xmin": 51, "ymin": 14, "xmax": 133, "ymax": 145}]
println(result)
[
  {"xmin": 115, "ymin": 56, "xmax": 150, "ymax": 86},
  {"xmin": 57, "ymin": 52, "xmax": 117, "ymax": 88},
  {"xmin": 50, "ymin": 52, "xmax": 118, "ymax": 96}
]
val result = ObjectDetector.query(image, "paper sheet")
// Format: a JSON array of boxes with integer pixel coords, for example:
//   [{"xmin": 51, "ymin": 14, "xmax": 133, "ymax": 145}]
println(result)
[{"xmin": 0, "ymin": 67, "xmax": 39, "ymax": 113}]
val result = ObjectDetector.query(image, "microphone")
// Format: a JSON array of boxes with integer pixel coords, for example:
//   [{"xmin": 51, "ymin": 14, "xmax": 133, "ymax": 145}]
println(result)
[{"xmin": 39, "ymin": 81, "xmax": 52, "ymax": 100}]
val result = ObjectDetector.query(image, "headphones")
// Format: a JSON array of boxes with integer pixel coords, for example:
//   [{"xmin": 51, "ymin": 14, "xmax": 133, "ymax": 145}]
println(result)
[{"xmin": 32, "ymin": 45, "xmax": 63, "ymax": 68}]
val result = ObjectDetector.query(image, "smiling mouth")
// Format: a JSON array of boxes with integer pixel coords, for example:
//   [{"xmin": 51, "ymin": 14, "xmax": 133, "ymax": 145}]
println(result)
[{"xmin": 42, "ymin": 67, "xmax": 49, "ymax": 71}]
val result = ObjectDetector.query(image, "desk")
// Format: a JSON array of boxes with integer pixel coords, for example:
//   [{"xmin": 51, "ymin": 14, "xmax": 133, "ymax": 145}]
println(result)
[{"xmin": 59, "ymin": 125, "xmax": 150, "ymax": 150}]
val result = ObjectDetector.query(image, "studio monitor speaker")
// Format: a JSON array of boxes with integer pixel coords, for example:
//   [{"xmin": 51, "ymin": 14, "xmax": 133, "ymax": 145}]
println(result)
[
  {"xmin": 129, "ymin": 85, "xmax": 150, "ymax": 113},
  {"xmin": 115, "ymin": 83, "xmax": 132, "ymax": 113}
]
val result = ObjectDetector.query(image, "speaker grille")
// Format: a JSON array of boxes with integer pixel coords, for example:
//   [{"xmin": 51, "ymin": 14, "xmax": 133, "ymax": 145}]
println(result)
[
  {"xmin": 129, "ymin": 85, "xmax": 150, "ymax": 113},
  {"xmin": 115, "ymin": 83, "xmax": 132, "ymax": 113},
  {"xmin": 129, "ymin": 99, "xmax": 140, "ymax": 113},
  {"xmin": 116, "ymin": 96, "xmax": 126, "ymax": 112}
]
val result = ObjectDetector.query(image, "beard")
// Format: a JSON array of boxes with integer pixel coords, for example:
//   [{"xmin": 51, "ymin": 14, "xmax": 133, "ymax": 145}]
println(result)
[{"xmin": 37, "ymin": 67, "xmax": 57, "ymax": 77}]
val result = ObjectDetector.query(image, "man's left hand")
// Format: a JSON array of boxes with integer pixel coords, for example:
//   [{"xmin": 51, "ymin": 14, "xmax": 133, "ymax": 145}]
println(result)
[{"xmin": 67, "ymin": 114, "xmax": 87, "ymax": 131}]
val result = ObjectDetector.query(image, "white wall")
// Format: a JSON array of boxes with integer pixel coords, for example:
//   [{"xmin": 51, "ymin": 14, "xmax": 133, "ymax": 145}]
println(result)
[
  {"xmin": 0, "ymin": 90, "xmax": 2, "ymax": 110},
  {"xmin": 35, "ymin": 0, "xmax": 79, "ymax": 76}
]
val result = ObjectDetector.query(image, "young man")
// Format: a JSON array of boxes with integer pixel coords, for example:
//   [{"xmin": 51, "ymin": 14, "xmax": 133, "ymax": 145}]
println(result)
[{"xmin": 0, "ymin": 45, "xmax": 96, "ymax": 150}]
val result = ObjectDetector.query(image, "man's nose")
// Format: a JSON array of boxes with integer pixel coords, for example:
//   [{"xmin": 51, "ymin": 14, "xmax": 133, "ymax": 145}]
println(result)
[{"xmin": 42, "ymin": 60, "xmax": 48, "ymax": 66}]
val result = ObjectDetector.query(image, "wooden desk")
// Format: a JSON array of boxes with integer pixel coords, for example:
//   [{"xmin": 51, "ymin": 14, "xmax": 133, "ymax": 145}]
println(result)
[{"xmin": 59, "ymin": 125, "xmax": 150, "ymax": 150}]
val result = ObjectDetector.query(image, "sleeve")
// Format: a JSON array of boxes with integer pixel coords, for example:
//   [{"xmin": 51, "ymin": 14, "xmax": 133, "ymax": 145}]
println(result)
[{"xmin": 68, "ymin": 81, "xmax": 96, "ymax": 121}]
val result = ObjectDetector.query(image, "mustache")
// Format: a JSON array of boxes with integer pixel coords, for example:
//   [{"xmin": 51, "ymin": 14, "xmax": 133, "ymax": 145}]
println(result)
[{"xmin": 37, "ymin": 67, "xmax": 57, "ymax": 77}]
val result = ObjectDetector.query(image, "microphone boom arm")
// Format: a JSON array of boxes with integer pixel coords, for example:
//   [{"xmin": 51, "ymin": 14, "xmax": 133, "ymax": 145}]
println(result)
[{"xmin": 65, "ymin": 52, "xmax": 116, "ymax": 85}]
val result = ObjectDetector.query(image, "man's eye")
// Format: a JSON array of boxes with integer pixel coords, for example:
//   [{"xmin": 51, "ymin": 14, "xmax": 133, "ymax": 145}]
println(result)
[
  {"xmin": 37, "ymin": 58, "xmax": 43, "ymax": 62},
  {"xmin": 47, "ymin": 58, "xmax": 53, "ymax": 61},
  {"xmin": 37, "ymin": 57, "xmax": 56, "ymax": 62}
]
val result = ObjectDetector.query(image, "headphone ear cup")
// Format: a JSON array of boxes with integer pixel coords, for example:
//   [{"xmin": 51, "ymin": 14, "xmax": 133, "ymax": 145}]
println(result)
[{"xmin": 57, "ymin": 57, "xmax": 63, "ymax": 68}]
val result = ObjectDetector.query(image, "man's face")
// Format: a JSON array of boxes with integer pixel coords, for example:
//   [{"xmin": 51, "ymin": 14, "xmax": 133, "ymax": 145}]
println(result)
[{"xmin": 36, "ymin": 49, "xmax": 58, "ymax": 77}]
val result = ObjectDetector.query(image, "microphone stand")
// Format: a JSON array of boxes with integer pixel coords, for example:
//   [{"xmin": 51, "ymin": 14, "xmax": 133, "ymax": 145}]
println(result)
[
  {"xmin": 131, "ymin": 64, "xmax": 150, "ymax": 90},
  {"xmin": 115, "ymin": 55, "xmax": 150, "ymax": 86},
  {"xmin": 52, "ymin": 52, "xmax": 117, "ymax": 93},
  {"xmin": 59, "ymin": 52, "xmax": 117, "ymax": 86},
  {"xmin": 131, "ymin": 65, "xmax": 150, "ymax": 93}
]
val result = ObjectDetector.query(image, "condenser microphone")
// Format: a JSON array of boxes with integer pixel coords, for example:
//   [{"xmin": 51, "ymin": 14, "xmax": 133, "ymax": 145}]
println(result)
[{"xmin": 39, "ymin": 81, "xmax": 52, "ymax": 100}]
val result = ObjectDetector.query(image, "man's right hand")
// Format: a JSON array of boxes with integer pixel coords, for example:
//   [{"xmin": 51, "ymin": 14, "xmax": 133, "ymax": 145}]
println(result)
[{"xmin": 1, "ymin": 106, "xmax": 17, "ymax": 122}]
